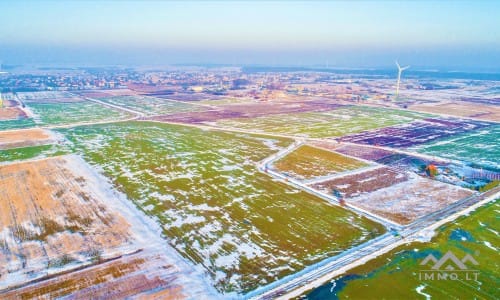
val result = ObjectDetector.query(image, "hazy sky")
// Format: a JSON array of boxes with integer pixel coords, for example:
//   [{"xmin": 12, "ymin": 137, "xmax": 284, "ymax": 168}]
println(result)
[{"xmin": 1, "ymin": 1, "xmax": 499, "ymax": 70}]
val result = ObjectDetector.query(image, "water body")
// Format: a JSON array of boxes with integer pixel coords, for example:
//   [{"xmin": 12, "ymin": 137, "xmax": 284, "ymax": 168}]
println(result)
[{"xmin": 304, "ymin": 249, "xmax": 442, "ymax": 299}]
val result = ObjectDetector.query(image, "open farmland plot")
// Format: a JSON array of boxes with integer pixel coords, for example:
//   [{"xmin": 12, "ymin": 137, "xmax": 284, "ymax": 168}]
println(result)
[
  {"xmin": 0, "ymin": 250, "xmax": 216, "ymax": 300},
  {"xmin": 0, "ymin": 100, "xmax": 27, "ymax": 121},
  {"xmin": 0, "ymin": 144, "xmax": 69, "ymax": 163},
  {"xmin": 16, "ymin": 91, "xmax": 74, "ymax": 101},
  {"xmin": 409, "ymin": 101, "xmax": 500, "ymax": 122},
  {"xmin": 310, "ymin": 166, "xmax": 408, "ymax": 198},
  {"xmin": 0, "ymin": 253, "xmax": 185, "ymax": 300},
  {"xmin": 156, "ymin": 93, "xmax": 225, "ymax": 101},
  {"xmin": 305, "ymin": 199, "xmax": 500, "ymax": 300},
  {"xmin": 0, "ymin": 156, "xmax": 135, "ymax": 288},
  {"xmin": 273, "ymin": 145, "xmax": 368, "ymax": 180},
  {"xmin": 0, "ymin": 128, "xmax": 58, "ymax": 150},
  {"xmin": 28, "ymin": 101, "xmax": 131, "ymax": 126},
  {"xmin": 150, "ymin": 99, "xmax": 345, "ymax": 125},
  {"xmin": 410, "ymin": 125, "xmax": 500, "ymax": 170},
  {"xmin": 59, "ymin": 121, "xmax": 385, "ymax": 293},
  {"xmin": 0, "ymin": 100, "xmax": 33, "ymax": 131},
  {"xmin": 347, "ymin": 175, "xmax": 474, "ymax": 225},
  {"xmin": 197, "ymin": 97, "xmax": 257, "ymax": 106},
  {"xmin": 214, "ymin": 106, "xmax": 428, "ymax": 138},
  {"xmin": 14, "ymin": 91, "xmax": 133, "ymax": 126},
  {"xmin": 331, "ymin": 143, "xmax": 394, "ymax": 161},
  {"xmin": 338, "ymin": 118, "xmax": 492, "ymax": 148},
  {"xmin": 0, "ymin": 107, "xmax": 26, "ymax": 121},
  {"xmin": 0, "ymin": 117, "xmax": 37, "ymax": 131},
  {"xmin": 97, "ymin": 95, "xmax": 209, "ymax": 116},
  {"xmin": 0, "ymin": 155, "xmax": 218, "ymax": 298}
]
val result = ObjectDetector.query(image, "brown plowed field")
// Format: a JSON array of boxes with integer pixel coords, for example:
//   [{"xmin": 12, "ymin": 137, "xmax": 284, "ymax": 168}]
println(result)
[
  {"xmin": 0, "ymin": 107, "xmax": 27, "ymax": 121},
  {"xmin": 310, "ymin": 167, "xmax": 408, "ymax": 197},
  {"xmin": 0, "ymin": 156, "xmax": 133, "ymax": 289},
  {"xmin": 409, "ymin": 101, "xmax": 500, "ymax": 122},
  {"xmin": 0, "ymin": 252, "xmax": 185, "ymax": 300},
  {"xmin": 0, "ymin": 128, "xmax": 54, "ymax": 149},
  {"xmin": 347, "ymin": 176, "xmax": 474, "ymax": 225}
]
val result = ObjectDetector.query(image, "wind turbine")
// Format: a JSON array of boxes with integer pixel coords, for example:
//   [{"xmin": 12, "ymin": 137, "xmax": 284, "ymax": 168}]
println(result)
[{"xmin": 395, "ymin": 60, "xmax": 410, "ymax": 100}]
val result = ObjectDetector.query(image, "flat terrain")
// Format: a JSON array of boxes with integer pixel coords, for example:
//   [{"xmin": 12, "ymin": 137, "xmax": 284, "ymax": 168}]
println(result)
[
  {"xmin": 0, "ymin": 144, "xmax": 68, "ymax": 163},
  {"xmin": 410, "ymin": 125, "xmax": 500, "ymax": 170},
  {"xmin": 1, "ymin": 251, "xmax": 188, "ymax": 300},
  {"xmin": 0, "ymin": 156, "xmax": 133, "ymax": 289},
  {"xmin": 331, "ymin": 143, "xmax": 394, "ymax": 161},
  {"xmin": 0, "ymin": 107, "xmax": 27, "ymax": 121},
  {"xmin": 0, "ymin": 128, "xmax": 56, "ymax": 149},
  {"xmin": 310, "ymin": 166, "xmax": 408, "ymax": 198},
  {"xmin": 0, "ymin": 118, "xmax": 37, "ymax": 131},
  {"xmin": 0, "ymin": 155, "xmax": 217, "ymax": 299},
  {"xmin": 0, "ymin": 100, "xmax": 30, "ymax": 128},
  {"xmin": 148, "ymin": 99, "xmax": 344, "ymax": 125},
  {"xmin": 409, "ymin": 101, "xmax": 500, "ymax": 121},
  {"xmin": 339, "ymin": 118, "xmax": 492, "ymax": 148},
  {"xmin": 29, "ymin": 101, "xmax": 131, "ymax": 126},
  {"xmin": 375, "ymin": 153, "xmax": 500, "ymax": 190},
  {"xmin": 97, "ymin": 95, "xmax": 208, "ymax": 116},
  {"xmin": 305, "ymin": 199, "xmax": 500, "ymax": 300},
  {"xmin": 59, "ymin": 121, "xmax": 385, "ymax": 293},
  {"xmin": 16, "ymin": 91, "xmax": 74, "ymax": 101},
  {"xmin": 1, "ymin": 78, "xmax": 497, "ymax": 299},
  {"xmin": 347, "ymin": 176, "xmax": 474, "ymax": 224},
  {"xmin": 213, "ymin": 106, "xmax": 428, "ymax": 138},
  {"xmin": 4, "ymin": 92, "xmax": 132, "ymax": 128},
  {"xmin": 273, "ymin": 145, "xmax": 368, "ymax": 180}
]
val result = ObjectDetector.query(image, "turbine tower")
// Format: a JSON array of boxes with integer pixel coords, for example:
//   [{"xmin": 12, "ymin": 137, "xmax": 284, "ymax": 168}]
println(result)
[{"xmin": 395, "ymin": 60, "xmax": 410, "ymax": 100}]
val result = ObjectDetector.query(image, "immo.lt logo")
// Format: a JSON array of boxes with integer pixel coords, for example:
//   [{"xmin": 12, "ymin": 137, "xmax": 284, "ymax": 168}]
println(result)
[{"xmin": 418, "ymin": 251, "xmax": 479, "ymax": 281}]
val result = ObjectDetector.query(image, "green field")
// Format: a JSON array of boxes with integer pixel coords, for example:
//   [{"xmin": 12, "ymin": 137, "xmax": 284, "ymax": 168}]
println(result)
[
  {"xmin": 305, "ymin": 199, "xmax": 500, "ymax": 300},
  {"xmin": 0, "ymin": 144, "xmax": 68, "ymax": 162},
  {"xmin": 274, "ymin": 145, "xmax": 368, "ymax": 180},
  {"xmin": 98, "ymin": 95, "xmax": 208, "ymax": 115},
  {"xmin": 0, "ymin": 118, "xmax": 37, "ymax": 131},
  {"xmin": 1, "ymin": 101, "xmax": 131, "ymax": 131},
  {"xmin": 410, "ymin": 125, "xmax": 500, "ymax": 170},
  {"xmin": 58, "ymin": 121, "xmax": 385, "ymax": 293},
  {"xmin": 28, "ymin": 101, "xmax": 131, "ymax": 126},
  {"xmin": 216, "ymin": 106, "xmax": 429, "ymax": 138}
]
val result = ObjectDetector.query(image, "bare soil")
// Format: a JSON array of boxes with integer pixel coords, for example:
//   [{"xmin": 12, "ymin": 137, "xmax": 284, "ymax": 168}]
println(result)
[{"xmin": 0, "ymin": 128, "xmax": 54, "ymax": 149}]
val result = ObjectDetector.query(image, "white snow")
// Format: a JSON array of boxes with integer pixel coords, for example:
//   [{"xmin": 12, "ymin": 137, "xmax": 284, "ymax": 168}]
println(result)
[
  {"xmin": 483, "ymin": 241, "xmax": 497, "ymax": 251},
  {"xmin": 416, "ymin": 284, "xmax": 431, "ymax": 300}
]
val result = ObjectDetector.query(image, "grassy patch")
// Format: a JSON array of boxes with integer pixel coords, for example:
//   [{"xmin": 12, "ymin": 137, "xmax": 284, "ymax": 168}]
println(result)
[
  {"xmin": 0, "ymin": 118, "xmax": 37, "ymax": 131},
  {"xmin": 97, "ymin": 95, "xmax": 207, "ymax": 115},
  {"xmin": 0, "ymin": 144, "xmax": 69, "ymax": 162},
  {"xmin": 410, "ymin": 125, "xmax": 500, "ymax": 170},
  {"xmin": 28, "ymin": 101, "xmax": 131, "ymax": 126},
  {"xmin": 304, "ymin": 199, "xmax": 500, "ymax": 300},
  {"xmin": 59, "ymin": 121, "xmax": 385, "ymax": 293},
  {"xmin": 274, "ymin": 145, "xmax": 367, "ymax": 180},
  {"xmin": 216, "ymin": 106, "xmax": 429, "ymax": 138}
]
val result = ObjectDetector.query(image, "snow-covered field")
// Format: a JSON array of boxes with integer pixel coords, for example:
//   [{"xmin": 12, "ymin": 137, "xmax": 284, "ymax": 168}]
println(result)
[
  {"xmin": 347, "ymin": 174, "xmax": 474, "ymax": 224},
  {"xmin": 58, "ymin": 121, "xmax": 385, "ymax": 293},
  {"xmin": 0, "ymin": 155, "xmax": 218, "ymax": 299}
]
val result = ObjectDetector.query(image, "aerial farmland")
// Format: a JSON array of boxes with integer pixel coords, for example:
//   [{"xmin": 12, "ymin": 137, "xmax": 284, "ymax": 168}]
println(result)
[
  {"xmin": 2, "ymin": 1, "xmax": 499, "ymax": 299},
  {"xmin": 0, "ymin": 66, "xmax": 498, "ymax": 300}
]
